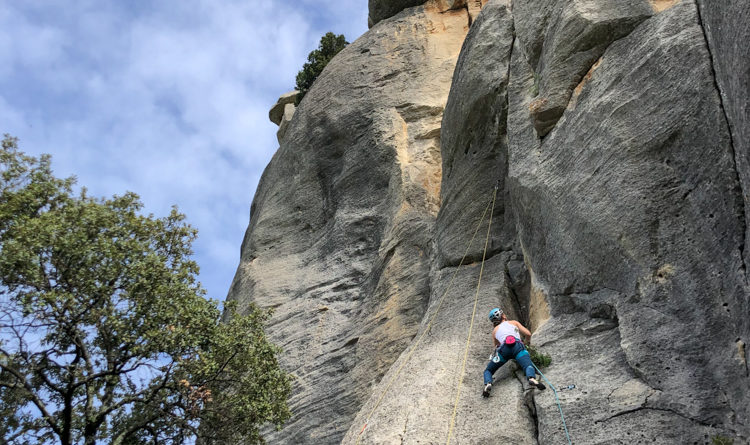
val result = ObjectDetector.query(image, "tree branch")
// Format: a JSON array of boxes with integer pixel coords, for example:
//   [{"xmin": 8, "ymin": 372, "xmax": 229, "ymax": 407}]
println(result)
[{"xmin": 0, "ymin": 360, "xmax": 63, "ymax": 439}]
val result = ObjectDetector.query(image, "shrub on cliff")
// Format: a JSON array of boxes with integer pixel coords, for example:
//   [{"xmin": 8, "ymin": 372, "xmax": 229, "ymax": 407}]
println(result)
[
  {"xmin": 295, "ymin": 32, "xmax": 348, "ymax": 103},
  {"xmin": 0, "ymin": 135, "xmax": 291, "ymax": 444},
  {"xmin": 527, "ymin": 345, "xmax": 552, "ymax": 369}
]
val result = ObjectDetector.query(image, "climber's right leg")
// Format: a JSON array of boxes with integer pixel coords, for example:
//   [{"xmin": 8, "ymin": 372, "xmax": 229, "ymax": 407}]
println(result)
[{"xmin": 482, "ymin": 349, "xmax": 506, "ymax": 397}]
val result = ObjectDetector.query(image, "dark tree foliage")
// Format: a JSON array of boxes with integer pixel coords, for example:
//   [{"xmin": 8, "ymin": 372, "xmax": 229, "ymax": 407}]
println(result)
[
  {"xmin": 294, "ymin": 32, "xmax": 348, "ymax": 103},
  {"xmin": 0, "ymin": 135, "xmax": 291, "ymax": 444}
]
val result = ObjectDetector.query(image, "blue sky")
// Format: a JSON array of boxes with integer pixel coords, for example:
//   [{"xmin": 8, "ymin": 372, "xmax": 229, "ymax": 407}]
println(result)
[{"xmin": 0, "ymin": 0, "xmax": 369, "ymax": 301}]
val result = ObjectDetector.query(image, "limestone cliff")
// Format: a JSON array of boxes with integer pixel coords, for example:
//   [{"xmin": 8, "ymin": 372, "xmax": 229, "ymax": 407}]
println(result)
[{"xmin": 228, "ymin": 0, "xmax": 749, "ymax": 443}]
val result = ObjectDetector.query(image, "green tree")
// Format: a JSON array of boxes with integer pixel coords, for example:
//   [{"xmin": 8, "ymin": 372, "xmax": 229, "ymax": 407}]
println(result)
[
  {"xmin": 294, "ymin": 32, "xmax": 348, "ymax": 103},
  {"xmin": 0, "ymin": 135, "xmax": 291, "ymax": 444}
]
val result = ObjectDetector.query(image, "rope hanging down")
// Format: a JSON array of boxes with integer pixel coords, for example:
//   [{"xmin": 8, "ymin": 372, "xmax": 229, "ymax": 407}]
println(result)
[
  {"xmin": 354, "ymin": 187, "xmax": 497, "ymax": 445},
  {"xmin": 445, "ymin": 183, "xmax": 498, "ymax": 445},
  {"xmin": 532, "ymin": 362, "xmax": 574, "ymax": 445},
  {"xmin": 446, "ymin": 182, "xmax": 574, "ymax": 445}
]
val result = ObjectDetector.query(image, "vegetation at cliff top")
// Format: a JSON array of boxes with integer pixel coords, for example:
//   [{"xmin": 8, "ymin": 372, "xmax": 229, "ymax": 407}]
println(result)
[
  {"xmin": 0, "ymin": 135, "xmax": 291, "ymax": 444},
  {"xmin": 295, "ymin": 32, "xmax": 348, "ymax": 103}
]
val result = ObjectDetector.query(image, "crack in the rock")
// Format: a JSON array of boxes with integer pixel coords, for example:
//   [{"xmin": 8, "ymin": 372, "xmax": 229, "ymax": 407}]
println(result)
[
  {"xmin": 504, "ymin": 8, "xmax": 540, "ymax": 441},
  {"xmin": 514, "ymin": 370, "xmax": 541, "ymax": 445},
  {"xmin": 737, "ymin": 339, "xmax": 749, "ymax": 377},
  {"xmin": 531, "ymin": 318, "xmax": 592, "ymax": 348},
  {"xmin": 505, "ymin": 260, "xmax": 529, "ymax": 325},
  {"xmin": 439, "ymin": 247, "xmax": 510, "ymax": 270},
  {"xmin": 400, "ymin": 416, "xmax": 409, "ymax": 444},
  {"xmin": 605, "ymin": 386, "xmax": 618, "ymax": 402},
  {"xmin": 595, "ymin": 405, "xmax": 712, "ymax": 427},
  {"xmin": 641, "ymin": 304, "xmax": 672, "ymax": 319},
  {"xmin": 529, "ymin": 398, "xmax": 541, "ymax": 445},
  {"xmin": 694, "ymin": 0, "xmax": 748, "ymax": 279},
  {"xmin": 538, "ymin": 13, "xmax": 658, "ymax": 139},
  {"xmin": 551, "ymin": 286, "xmax": 618, "ymax": 299}
]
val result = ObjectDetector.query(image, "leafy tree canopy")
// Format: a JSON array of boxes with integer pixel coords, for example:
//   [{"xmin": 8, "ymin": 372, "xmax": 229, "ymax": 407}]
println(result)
[
  {"xmin": 294, "ymin": 32, "xmax": 348, "ymax": 103},
  {"xmin": 0, "ymin": 135, "xmax": 291, "ymax": 444}
]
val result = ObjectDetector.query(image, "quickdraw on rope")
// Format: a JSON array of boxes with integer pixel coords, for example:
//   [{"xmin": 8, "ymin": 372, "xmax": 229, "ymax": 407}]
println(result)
[
  {"xmin": 354, "ymin": 187, "xmax": 497, "ymax": 445},
  {"xmin": 445, "ymin": 183, "xmax": 498, "ymax": 445},
  {"xmin": 532, "ymin": 362, "xmax": 574, "ymax": 445}
]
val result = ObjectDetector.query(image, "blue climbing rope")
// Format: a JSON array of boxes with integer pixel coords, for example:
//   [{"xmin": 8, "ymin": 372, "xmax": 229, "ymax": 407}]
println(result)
[{"xmin": 531, "ymin": 362, "xmax": 573, "ymax": 445}]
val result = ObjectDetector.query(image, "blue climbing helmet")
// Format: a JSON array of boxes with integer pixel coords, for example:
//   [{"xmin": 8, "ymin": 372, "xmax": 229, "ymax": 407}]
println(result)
[{"xmin": 488, "ymin": 308, "xmax": 504, "ymax": 324}]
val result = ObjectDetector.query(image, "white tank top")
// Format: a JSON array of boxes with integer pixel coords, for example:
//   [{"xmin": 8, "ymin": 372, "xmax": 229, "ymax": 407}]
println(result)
[{"xmin": 494, "ymin": 321, "xmax": 520, "ymax": 345}]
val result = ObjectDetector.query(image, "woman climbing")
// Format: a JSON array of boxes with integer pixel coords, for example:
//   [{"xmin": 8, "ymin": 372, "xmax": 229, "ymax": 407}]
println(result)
[{"xmin": 483, "ymin": 308, "xmax": 545, "ymax": 397}]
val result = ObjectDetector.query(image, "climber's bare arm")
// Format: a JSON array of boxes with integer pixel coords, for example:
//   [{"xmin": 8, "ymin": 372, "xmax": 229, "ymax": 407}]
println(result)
[
  {"xmin": 492, "ymin": 325, "xmax": 500, "ymax": 347},
  {"xmin": 508, "ymin": 320, "xmax": 531, "ymax": 340}
]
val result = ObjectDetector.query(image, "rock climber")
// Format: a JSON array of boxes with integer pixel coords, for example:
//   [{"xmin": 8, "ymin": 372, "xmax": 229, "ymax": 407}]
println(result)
[{"xmin": 482, "ymin": 307, "xmax": 545, "ymax": 397}]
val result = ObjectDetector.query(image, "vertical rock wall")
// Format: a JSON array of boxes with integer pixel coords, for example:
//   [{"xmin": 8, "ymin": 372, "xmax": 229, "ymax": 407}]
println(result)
[
  {"xmin": 695, "ymin": 0, "xmax": 750, "ymax": 287},
  {"xmin": 507, "ymin": 2, "xmax": 748, "ymax": 442},
  {"xmin": 344, "ymin": 6, "xmax": 541, "ymax": 443},
  {"xmin": 227, "ymin": 2, "xmax": 469, "ymax": 442},
  {"xmin": 228, "ymin": 0, "xmax": 749, "ymax": 443}
]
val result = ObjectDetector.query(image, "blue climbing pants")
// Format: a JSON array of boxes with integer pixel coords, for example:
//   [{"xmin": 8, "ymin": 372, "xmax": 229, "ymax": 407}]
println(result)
[{"xmin": 483, "ymin": 340, "xmax": 536, "ymax": 384}]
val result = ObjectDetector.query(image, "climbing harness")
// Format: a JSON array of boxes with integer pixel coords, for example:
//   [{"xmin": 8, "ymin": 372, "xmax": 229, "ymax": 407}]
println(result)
[
  {"xmin": 354, "ymin": 186, "xmax": 497, "ymax": 445},
  {"xmin": 446, "ymin": 183, "xmax": 498, "ymax": 445},
  {"xmin": 531, "ymin": 362, "xmax": 574, "ymax": 445}
]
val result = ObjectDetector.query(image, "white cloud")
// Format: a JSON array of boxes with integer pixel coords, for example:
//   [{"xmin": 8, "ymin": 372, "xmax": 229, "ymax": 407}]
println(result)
[{"xmin": 0, "ymin": 0, "xmax": 369, "ymax": 300}]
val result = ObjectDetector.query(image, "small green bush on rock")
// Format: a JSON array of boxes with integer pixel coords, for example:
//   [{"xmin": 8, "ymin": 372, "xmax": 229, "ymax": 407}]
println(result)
[
  {"xmin": 711, "ymin": 435, "xmax": 734, "ymax": 445},
  {"xmin": 527, "ymin": 345, "xmax": 552, "ymax": 369}
]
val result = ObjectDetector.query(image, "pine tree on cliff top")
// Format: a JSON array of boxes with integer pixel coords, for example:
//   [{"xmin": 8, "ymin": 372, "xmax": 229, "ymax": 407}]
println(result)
[{"xmin": 295, "ymin": 32, "xmax": 348, "ymax": 103}]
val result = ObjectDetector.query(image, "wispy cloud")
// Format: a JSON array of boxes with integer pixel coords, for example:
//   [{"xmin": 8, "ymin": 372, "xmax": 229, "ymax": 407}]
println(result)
[{"xmin": 0, "ymin": 0, "xmax": 368, "ymax": 300}]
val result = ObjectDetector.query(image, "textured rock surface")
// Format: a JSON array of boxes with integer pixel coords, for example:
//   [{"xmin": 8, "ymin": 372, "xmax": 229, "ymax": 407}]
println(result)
[
  {"xmin": 368, "ymin": 0, "xmax": 483, "ymax": 27},
  {"xmin": 437, "ymin": 0, "xmax": 515, "ymax": 268},
  {"xmin": 227, "ymin": 2, "xmax": 470, "ymax": 442},
  {"xmin": 507, "ymin": 1, "xmax": 748, "ymax": 442},
  {"xmin": 269, "ymin": 90, "xmax": 299, "ymax": 125},
  {"xmin": 367, "ymin": 0, "xmax": 424, "ymax": 27},
  {"xmin": 518, "ymin": 0, "xmax": 652, "ymax": 136},
  {"xmin": 695, "ymin": 0, "xmax": 750, "ymax": 284},
  {"xmin": 517, "ymin": 0, "xmax": 654, "ymax": 136},
  {"xmin": 228, "ymin": 0, "xmax": 749, "ymax": 443},
  {"xmin": 694, "ymin": 0, "xmax": 750, "ymax": 432},
  {"xmin": 342, "ymin": 254, "xmax": 538, "ymax": 444},
  {"xmin": 276, "ymin": 103, "xmax": 295, "ymax": 143},
  {"xmin": 368, "ymin": 0, "xmax": 425, "ymax": 27}
]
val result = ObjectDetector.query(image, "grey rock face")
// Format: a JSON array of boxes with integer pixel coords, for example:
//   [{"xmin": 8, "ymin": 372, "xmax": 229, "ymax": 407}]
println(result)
[
  {"xmin": 695, "ymin": 0, "xmax": 750, "ymax": 431},
  {"xmin": 515, "ymin": 0, "xmax": 653, "ymax": 137},
  {"xmin": 227, "ymin": 2, "xmax": 470, "ymax": 443},
  {"xmin": 269, "ymin": 90, "xmax": 299, "ymax": 125},
  {"xmin": 276, "ymin": 103, "xmax": 295, "ymax": 143},
  {"xmin": 507, "ymin": 1, "xmax": 748, "ymax": 442},
  {"xmin": 229, "ymin": 0, "xmax": 749, "ymax": 443},
  {"xmin": 342, "ymin": 253, "xmax": 538, "ymax": 444},
  {"xmin": 368, "ymin": 0, "xmax": 475, "ymax": 27},
  {"xmin": 437, "ymin": 0, "xmax": 515, "ymax": 268},
  {"xmin": 368, "ymin": 0, "xmax": 426, "ymax": 26},
  {"xmin": 695, "ymin": 0, "xmax": 750, "ymax": 286}
]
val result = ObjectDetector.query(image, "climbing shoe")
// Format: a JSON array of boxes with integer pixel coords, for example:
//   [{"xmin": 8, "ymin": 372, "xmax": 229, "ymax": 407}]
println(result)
[
  {"xmin": 482, "ymin": 383, "xmax": 492, "ymax": 397},
  {"xmin": 528, "ymin": 377, "xmax": 546, "ymax": 390}
]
